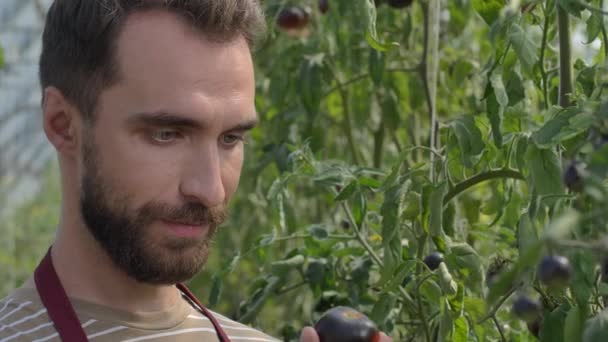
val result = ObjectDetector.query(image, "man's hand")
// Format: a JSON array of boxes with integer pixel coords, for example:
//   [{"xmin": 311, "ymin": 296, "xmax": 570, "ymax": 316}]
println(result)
[{"xmin": 299, "ymin": 326, "xmax": 393, "ymax": 342}]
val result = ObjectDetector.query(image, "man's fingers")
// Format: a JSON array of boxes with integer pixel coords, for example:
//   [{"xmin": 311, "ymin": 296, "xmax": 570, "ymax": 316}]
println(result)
[
  {"xmin": 379, "ymin": 332, "xmax": 393, "ymax": 342},
  {"xmin": 299, "ymin": 326, "xmax": 391, "ymax": 342},
  {"xmin": 299, "ymin": 326, "xmax": 320, "ymax": 342}
]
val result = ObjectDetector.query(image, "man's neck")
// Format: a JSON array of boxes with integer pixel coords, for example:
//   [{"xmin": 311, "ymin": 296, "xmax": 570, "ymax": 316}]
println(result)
[{"xmin": 43, "ymin": 218, "xmax": 181, "ymax": 313}]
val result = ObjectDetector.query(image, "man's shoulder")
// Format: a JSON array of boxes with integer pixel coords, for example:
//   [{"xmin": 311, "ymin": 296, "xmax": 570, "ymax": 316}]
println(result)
[{"xmin": 205, "ymin": 309, "xmax": 280, "ymax": 342}]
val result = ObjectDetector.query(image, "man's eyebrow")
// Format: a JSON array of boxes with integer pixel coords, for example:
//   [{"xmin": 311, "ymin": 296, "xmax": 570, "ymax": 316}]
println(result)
[
  {"xmin": 127, "ymin": 111, "xmax": 203, "ymax": 129},
  {"xmin": 127, "ymin": 112, "xmax": 258, "ymax": 131},
  {"xmin": 229, "ymin": 118, "xmax": 259, "ymax": 132}
]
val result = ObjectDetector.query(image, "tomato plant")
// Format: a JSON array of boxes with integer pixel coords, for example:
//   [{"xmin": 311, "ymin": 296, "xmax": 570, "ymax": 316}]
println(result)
[
  {"xmin": 2, "ymin": 0, "xmax": 608, "ymax": 341},
  {"xmin": 196, "ymin": 0, "xmax": 608, "ymax": 341}
]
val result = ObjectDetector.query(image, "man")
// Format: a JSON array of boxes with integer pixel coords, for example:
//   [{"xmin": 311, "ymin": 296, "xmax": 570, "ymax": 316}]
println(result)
[{"xmin": 0, "ymin": 1, "xmax": 391, "ymax": 341}]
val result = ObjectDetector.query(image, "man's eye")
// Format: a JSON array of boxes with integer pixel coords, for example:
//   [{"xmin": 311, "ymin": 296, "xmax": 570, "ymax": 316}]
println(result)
[
  {"xmin": 151, "ymin": 129, "xmax": 181, "ymax": 143},
  {"xmin": 221, "ymin": 134, "xmax": 244, "ymax": 146}
]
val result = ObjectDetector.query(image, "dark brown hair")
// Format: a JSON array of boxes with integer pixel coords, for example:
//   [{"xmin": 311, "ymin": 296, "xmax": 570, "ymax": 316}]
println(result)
[{"xmin": 39, "ymin": 0, "xmax": 266, "ymax": 122}]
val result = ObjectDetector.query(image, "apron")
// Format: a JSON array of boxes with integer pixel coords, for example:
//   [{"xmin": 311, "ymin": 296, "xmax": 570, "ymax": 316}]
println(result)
[{"xmin": 34, "ymin": 247, "xmax": 231, "ymax": 342}]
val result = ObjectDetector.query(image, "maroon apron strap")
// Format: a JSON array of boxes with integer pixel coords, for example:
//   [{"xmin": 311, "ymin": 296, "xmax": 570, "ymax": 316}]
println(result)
[
  {"xmin": 34, "ymin": 247, "xmax": 89, "ymax": 342},
  {"xmin": 35, "ymin": 246, "xmax": 230, "ymax": 342},
  {"xmin": 177, "ymin": 283, "xmax": 231, "ymax": 342}
]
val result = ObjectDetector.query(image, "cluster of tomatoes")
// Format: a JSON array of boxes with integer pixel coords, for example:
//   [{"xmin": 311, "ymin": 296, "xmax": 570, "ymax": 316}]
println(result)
[
  {"xmin": 511, "ymin": 255, "xmax": 573, "ymax": 337},
  {"xmin": 276, "ymin": 0, "xmax": 414, "ymax": 34}
]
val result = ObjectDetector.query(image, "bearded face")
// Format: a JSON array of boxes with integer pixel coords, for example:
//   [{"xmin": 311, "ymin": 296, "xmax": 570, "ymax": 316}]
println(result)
[
  {"xmin": 71, "ymin": 12, "xmax": 256, "ymax": 285},
  {"xmin": 79, "ymin": 135, "xmax": 227, "ymax": 284}
]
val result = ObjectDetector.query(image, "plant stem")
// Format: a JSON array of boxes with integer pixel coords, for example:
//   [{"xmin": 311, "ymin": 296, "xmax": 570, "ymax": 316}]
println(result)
[
  {"xmin": 276, "ymin": 281, "xmax": 308, "ymax": 295},
  {"xmin": 322, "ymin": 67, "xmax": 418, "ymax": 99},
  {"xmin": 443, "ymin": 169, "xmax": 525, "ymax": 205},
  {"xmin": 602, "ymin": 0, "xmax": 608, "ymax": 58},
  {"xmin": 420, "ymin": 0, "xmax": 441, "ymax": 181},
  {"xmin": 341, "ymin": 202, "xmax": 382, "ymax": 266},
  {"xmin": 340, "ymin": 200, "xmax": 418, "ymax": 310},
  {"xmin": 572, "ymin": 0, "xmax": 608, "ymax": 15},
  {"xmin": 557, "ymin": 1, "xmax": 573, "ymax": 107},
  {"xmin": 540, "ymin": 2, "xmax": 551, "ymax": 109},
  {"xmin": 373, "ymin": 92, "xmax": 386, "ymax": 169},
  {"xmin": 414, "ymin": 232, "xmax": 432, "ymax": 342},
  {"xmin": 478, "ymin": 285, "xmax": 517, "ymax": 323},
  {"xmin": 492, "ymin": 315, "xmax": 507, "ymax": 342},
  {"xmin": 373, "ymin": 121, "xmax": 385, "ymax": 169},
  {"xmin": 328, "ymin": 65, "xmax": 362, "ymax": 165}
]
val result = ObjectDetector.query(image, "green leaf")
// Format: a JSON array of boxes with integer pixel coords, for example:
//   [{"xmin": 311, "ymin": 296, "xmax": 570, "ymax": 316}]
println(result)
[
  {"xmin": 486, "ymin": 88, "xmax": 504, "ymax": 147},
  {"xmin": 589, "ymin": 144, "xmax": 608, "ymax": 178},
  {"xmin": 208, "ymin": 275, "xmax": 222, "ymax": 307},
  {"xmin": 308, "ymin": 224, "xmax": 329, "ymax": 240},
  {"xmin": 490, "ymin": 70, "xmax": 509, "ymax": 107},
  {"xmin": 486, "ymin": 240, "xmax": 544, "ymax": 306},
  {"xmin": 540, "ymin": 304, "xmax": 569, "ymax": 342},
  {"xmin": 525, "ymin": 144, "xmax": 565, "ymax": 197},
  {"xmin": 362, "ymin": 0, "xmax": 398, "ymax": 51},
  {"xmin": 438, "ymin": 299, "xmax": 455, "ymax": 342},
  {"xmin": 472, "ymin": 0, "xmax": 504, "ymax": 26},
  {"xmin": 450, "ymin": 116, "xmax": 485, "ymax": 168},
  {"xmin": 583, "ymin": 310, "xmax": 608, "ymax": 342},
  {"xmin": 532, "ymin": 107, "xmax": 593, "ymax": 148},
  {"xmin": 381, "ymin": 184, "xmax": 406, "ymax": 244},
  {"xmin": 508, "ymin": 23, "xmax": 539, "ymax": 73},
  {"xmin": 370, "ymin": 292, "xmax": 395, "ymax": 329},
  {"xmin": 419, "ymin": 279, "xmax": 442, "ymax": 306},
  {"xmin": 558, "ymin": 0, "xmax": 585, "ymax": 18},
  {"xmin": 564, "ymin": 306, "xmax": 585, "ymax": 342},
  {"xmin": 586, "ymin": 11, "xmax": 603, "ymax": 44},
  {"xmin": 298, "ymin": 54, "xmax": 324, "ymax": 117},
  {"xmin": 0, "ymin": 45, "xmax": 4, "ymax": 69},
  {"xmin": 438, "ymin": 262, "xmax": 458, "ymax": 296},
  {"xmin": 429, "ymin": 182, "xmax": 447, "ymax": 237},
  {"xmin": 447, "ymin": 243, "xmax": 484, "ymax": 292},
  {"xmin": 453, "ymin": 316, "xmax": 469, "ymax": 342},
  {"xmin": 381, "ymin": 88, "xmax": 401, "ymax": 130},
  {"xmin": 449, "ymin": 283, "xmax": 466, "ymax": 317},
  {"xmin": 369, "ymin": 49, "xmax": 385, "ymax": 85},
  {"xmin": 506, "ymin": 71, "xmax": 525, "ymax": 105},
  {"xmin": 270, "ymin": 254, "xmax": 305, "ymax": 275},
  {"xmin": 352, "ymin": 191, "xmax": 367, "ymax": 228},
  {"xmin": 335, "ymin": 180, "xmax": 359, "ymax": 201},
  {"xmin": 517, "ymin": 213, "xmax": 538, "ymax": 255},
  {"xmin": 443, "ymin": 201, "xmax": 456, "ymax": 237},
  {"xmin": 570, "ymin": 250, "xmax": 595, "ymax": 307},
  {"xmin": 542, "ymin": 209, "xmax": 580, "ymax": 241}
]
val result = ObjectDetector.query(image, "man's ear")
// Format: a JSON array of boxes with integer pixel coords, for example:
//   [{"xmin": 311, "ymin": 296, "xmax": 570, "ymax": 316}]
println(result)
[{"xmin": 42, "ymin": 87, "xmax": 81, "ymax": 156}]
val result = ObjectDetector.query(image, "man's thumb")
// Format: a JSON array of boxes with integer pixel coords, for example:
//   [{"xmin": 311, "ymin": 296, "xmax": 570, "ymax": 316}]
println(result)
[{"xmin": 299, "ymin": 326, "xmax": 320, "ymax": 342}]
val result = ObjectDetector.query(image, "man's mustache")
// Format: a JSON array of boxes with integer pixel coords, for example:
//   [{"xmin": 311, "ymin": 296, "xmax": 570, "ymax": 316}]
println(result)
[{"xmin": 138, "ymin": 202, "xmax": 227, "ymax": 227}]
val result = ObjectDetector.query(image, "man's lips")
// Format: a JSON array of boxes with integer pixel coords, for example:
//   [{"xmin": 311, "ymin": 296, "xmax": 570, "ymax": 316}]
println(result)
[{"xmin": 161, "ymin": 220, "xmax": 207, "ymax": 238}]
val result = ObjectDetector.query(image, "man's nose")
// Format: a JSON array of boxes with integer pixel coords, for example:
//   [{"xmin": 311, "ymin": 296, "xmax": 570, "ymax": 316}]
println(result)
[{"xmin": 179, "ymin": 145, "xmax": 226, "ymax": 208}]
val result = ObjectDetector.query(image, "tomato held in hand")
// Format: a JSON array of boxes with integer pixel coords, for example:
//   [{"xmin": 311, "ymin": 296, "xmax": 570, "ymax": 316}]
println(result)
[{"xmin": 314, "ymin": 306, "xmax": 380, "ymax": 342}]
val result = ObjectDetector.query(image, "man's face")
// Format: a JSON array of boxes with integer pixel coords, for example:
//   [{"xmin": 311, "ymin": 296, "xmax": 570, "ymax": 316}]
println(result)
[{"xmin": 78, "ymin": 11, "xmax": 256, "ymax": 285}]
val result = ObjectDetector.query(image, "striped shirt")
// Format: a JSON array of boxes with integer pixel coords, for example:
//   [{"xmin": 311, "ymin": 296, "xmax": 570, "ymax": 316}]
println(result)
[{"xmin": 0, "ymin": 285, "xmax": 279, "ymax": 342}]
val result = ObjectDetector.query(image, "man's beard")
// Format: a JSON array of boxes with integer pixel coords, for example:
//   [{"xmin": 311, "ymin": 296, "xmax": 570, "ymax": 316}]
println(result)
[{"xmin": 79, "ymin": 137, "xmax": 227, "ymax": 285}]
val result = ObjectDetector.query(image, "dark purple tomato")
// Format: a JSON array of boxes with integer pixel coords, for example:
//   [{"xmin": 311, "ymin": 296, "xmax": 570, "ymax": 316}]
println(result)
[
  {"xmin": 563, "ymin": 163, "xmax": 583, "ymax": 193},
  {"xmin": 319, "ymin": 0, "xmax": 329, "ymax": 14},
  {"xmin": 277, "ymin": 6, "xmax": 309, "ymax": 30},
  {"xmin": 423, "ymin": 252, "xmax": 444, "ymax": 271},
  {"xmin": 538, "ymin": 255, "xmax": 572, "ymax": 290},
  {"xmin": 340, "ymin": 220, "xmax": 350, "ymax": 230},
  {"xmin": 314, "ymin": 306, "xmax": 380, "ymax": 342},
  {"xmin": 387, "ymin": 0, "xmax": 414, "ymax": 8},
  {"xmin": 512, "ymin": 295, "xmax": 541, "ymax": 323}
]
